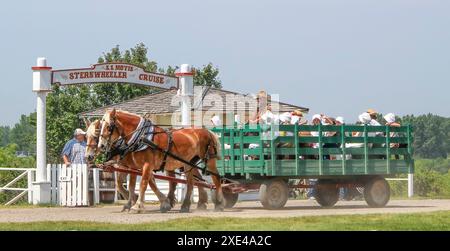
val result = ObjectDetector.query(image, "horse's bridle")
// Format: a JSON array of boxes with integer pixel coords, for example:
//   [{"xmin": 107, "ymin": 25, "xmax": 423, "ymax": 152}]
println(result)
[{"xmin": 99, "ymin": 116, "xmax": 119, "ymax": 153}]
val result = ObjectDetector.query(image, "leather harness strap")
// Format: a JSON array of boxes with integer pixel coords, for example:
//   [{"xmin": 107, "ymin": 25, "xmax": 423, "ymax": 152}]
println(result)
[{"xmin": 158, "ymin": 130, "xmax": 173, "ymax": 171}]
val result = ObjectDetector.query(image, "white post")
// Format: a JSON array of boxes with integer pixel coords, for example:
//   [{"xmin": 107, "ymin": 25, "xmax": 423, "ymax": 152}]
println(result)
[
  {"xmin": 27, "ymin": 170, "xmax": 33, "ymax": 203},
  {"xmin": 32, "ymin": 57, "xmax": 52, "ymax": 204},
  {"xmin": 176, "ymin": 64, "xmax": 194, "ymax": 127},
  {"xmin": 93, "ymin": 168, "xmax": 100, "ymax": 205},
  {"xmin": 408, "ymin": 173, "xmax": 414, "ymax": 198}
]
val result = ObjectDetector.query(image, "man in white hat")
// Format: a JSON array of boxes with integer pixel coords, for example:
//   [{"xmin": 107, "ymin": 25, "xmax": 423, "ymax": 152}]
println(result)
[
  {"xmin": 210, "ymin": 114, "xmax": 222, "ymax": 127},
  {"xmin": 384, "ymin": 113, "xmax": 401, "ymax": 149},
  {"xmin": 61, "ymin": 128, "xmax": 87, "ymax": 165},
  {"xmin": 345, "ymin": 112, "xmax": 374, "ymax": 149},
  {"xmin": 335, "ymin": 116, "xmax": 345, "ymax": 125}
]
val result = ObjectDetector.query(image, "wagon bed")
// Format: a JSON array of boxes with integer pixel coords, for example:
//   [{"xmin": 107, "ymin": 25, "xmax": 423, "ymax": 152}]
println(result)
[
  {"xmin": 210, "ymin": 123, "xmax": 414, "ymax": 209},
  {"xmin": 212, "ymin": 124, "xmax": 414, "ymax": 177}
]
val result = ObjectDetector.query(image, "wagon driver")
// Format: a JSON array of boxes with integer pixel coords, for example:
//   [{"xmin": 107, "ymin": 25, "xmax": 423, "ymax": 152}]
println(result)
[{"xmin": 61, "ymin": 128, "xmax": 87, "ymax": 165}]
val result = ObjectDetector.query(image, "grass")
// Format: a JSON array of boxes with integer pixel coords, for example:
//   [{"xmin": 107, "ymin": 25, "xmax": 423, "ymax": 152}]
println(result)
[{"xmin": 0, "ymin": 211, "xmax": 448, "ymax": 231}]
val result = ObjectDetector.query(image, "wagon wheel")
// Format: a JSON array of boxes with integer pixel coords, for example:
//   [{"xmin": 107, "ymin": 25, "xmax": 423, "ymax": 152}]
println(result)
[
  {"xmin": 364, "ymin": 176, "xmax": 390, "ymax": 208},
  {"xmin": 259, "ymin": 179, "xmax": 289, "ymax": 210},
  {"xmin": 211, "ymin": 190, "xmax": 239, "ymax": 208},
  {"xmin": 315, "ymin": 180, "xmax": 339, "ymax": 208}
]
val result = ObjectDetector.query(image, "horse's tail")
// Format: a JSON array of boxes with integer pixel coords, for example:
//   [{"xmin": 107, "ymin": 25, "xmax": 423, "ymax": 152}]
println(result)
[{"xmin": 207, "ymin": 129, "xmax": 222, "ymax": 160}]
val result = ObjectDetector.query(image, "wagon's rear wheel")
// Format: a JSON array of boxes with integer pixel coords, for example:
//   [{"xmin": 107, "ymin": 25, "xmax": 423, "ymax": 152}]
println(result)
[
  {"xmin": 315, "ymin": 179, "xmax": 339, "ymax": 208},
  {"xmin": 211, "ymin": 190, "xmax": 239, "ymax": 208},
  {"xmin": 364, "ymin": 176, "xmax": 390, "ymax": 208},
  {"xmin": 259, "ymin": 179, "xmax": 289, "ymax": 210}
]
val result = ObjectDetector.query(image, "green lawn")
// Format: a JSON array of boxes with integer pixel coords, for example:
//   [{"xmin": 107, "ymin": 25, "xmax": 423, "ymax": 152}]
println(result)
[{"xmin": 0, "ymin": 211, "xmax": 448, "ymax": 231}]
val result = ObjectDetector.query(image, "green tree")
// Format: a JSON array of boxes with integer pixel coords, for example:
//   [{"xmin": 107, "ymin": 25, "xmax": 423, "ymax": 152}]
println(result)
[
  {"xmin": 194, "ymin": 63, "xmax": 222, "ymax": 88},
  {"xmin": 401, "ymin": 114, "xmax": 449, "ymax": 159},
  {"xmin": 0, "ymin": 126, "xmax": 10, "ymax": 147},
  {"xmin": 9, "ymin": 113, "xmax": 36, "ymax": 153}
]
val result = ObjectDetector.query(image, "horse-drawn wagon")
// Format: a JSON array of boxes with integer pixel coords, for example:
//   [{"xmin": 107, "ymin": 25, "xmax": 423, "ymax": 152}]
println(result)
[{"xmin": 211, "ymin": 123, "xmax": 414, "ymax": 209}]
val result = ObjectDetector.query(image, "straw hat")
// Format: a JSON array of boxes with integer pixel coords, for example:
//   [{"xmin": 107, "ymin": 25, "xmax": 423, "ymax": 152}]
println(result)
[
  {"xmin": 292, "ymin": 109, "xmax": 303, "ymax": 116},
  {"xmin": 367, "ymin": 109, "xmax": 378, "ymax": 115}
]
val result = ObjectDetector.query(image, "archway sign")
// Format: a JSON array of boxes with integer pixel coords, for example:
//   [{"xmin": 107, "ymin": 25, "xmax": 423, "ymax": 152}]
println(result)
[{"xmin": 31, "ymin": 57, "xmax": 194, "ymax": 204}]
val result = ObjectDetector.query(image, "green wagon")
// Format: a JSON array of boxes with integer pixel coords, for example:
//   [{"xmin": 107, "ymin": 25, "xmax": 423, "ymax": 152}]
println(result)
[{"xmin": 211, "ymin": 124, "xmax": 414, "ymax": 209}]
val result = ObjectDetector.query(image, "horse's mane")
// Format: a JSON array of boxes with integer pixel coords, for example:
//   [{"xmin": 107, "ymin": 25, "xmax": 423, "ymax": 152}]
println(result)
[
  {"xmin": 103, "ymin": 109, "xmax": 141, "ymax": 123},
  {"xmin": 86, "ymin": 119, "xmax": 100, "ymax": 137}
]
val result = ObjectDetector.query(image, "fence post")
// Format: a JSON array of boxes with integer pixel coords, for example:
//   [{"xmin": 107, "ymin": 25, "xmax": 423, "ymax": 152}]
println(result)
[
  {"xmin": 408, "ymin": 173, "xmax": 414, "ymax": 198},
  {"xmin": 27, "ymin": 170, "xmax": 34, "ymax": 203},
  {"xmin": 93, "ymin": 168, "xmax": 100, "ymax": 205}
]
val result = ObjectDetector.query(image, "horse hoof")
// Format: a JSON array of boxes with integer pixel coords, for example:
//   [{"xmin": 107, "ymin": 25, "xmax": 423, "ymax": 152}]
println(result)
[
  {"xmin": 129, "ymin": 208, "xmax": 140, "ymax": 214},
  {"xmin": 197, "ymin": 204, "xmax": 208, "ymax": 211},
  {"xmin": 160, "ymin": 200, "xmax": 172, "ymax": 213},
  {"xmin": 121, "ymin": 204, "xmax": 132, "ymax": 212},
  {"xmin": 180, "ymin": 207, "xmax": 190, "ymax": 213},
  {"xmin": 214, "ymin": 205, "xmax": 224, "ymax": 212},
  {"xmin": 130, "ymin": 205, "xmax": 144, "ymax": 214}
]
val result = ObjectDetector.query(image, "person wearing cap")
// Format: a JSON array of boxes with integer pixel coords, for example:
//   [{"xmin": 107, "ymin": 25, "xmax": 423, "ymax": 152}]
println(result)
[
  {"xmin": 384, "ymin": 113, "xmax": 401, "ymax": 150},
  {"xmin": 210, "ymin": 114, "xmax": 222, "ymax": 127},
  {"xmin": 346, "ymin": 112, "xmax": 374, "ymax": 149},
  {"xmin": 367, "ymin": 109, "xmax": 381, "ymax": 126},
  {"xmin": 291, "ymin": 110, "xmax": 306, "ymax": 125},
  {"xmin": 61, "ymin": 128, "xmax": 87, "ymax": 165},
  {"xmin": 335, "ymin": 116, "xmax": 345, "ymax": 125}
]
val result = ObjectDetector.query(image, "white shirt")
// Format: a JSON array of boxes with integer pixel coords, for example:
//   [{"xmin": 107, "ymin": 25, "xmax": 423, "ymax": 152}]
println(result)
[
  {"xmin": 260, "ymin": 110, "xmax": 274, "ymax": 124},
  {"xmin": 211, "ymin": 115, "xmax": 222, "ymax": 127},
  {"xmin": 291, "ymin": 115, "xmax": 301, "ymax": 125},
  {"xmin": 370, "ymin": 119, "xmax": 381, "ymax": 126}
]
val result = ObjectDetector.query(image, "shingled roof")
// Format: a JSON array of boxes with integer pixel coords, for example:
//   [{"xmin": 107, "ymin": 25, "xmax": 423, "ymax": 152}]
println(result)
[{"xmin": 79, "ymin": 88, "xmax": 309, "ymax": 118}]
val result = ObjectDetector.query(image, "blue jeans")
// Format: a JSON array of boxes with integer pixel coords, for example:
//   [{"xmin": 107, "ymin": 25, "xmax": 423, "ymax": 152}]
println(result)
[{"xmin": 307, "ymin": 179, "xmax": 317, "ymax": 198}]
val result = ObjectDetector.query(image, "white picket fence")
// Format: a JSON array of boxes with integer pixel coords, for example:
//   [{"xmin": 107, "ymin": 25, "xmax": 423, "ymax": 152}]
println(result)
[
  {"xmin": 47, "ymin": 164, "xmax": 89, "ymax": 206},
  {"xmin": 47, "ymin": 164, "xmax": 197, "ymax": 206}
]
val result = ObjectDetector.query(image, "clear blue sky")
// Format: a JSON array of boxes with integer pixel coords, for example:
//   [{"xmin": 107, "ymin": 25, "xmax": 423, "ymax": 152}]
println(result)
[{"xmin": 1, "ymin": 0, "xmax": 449, "ymax": 126}]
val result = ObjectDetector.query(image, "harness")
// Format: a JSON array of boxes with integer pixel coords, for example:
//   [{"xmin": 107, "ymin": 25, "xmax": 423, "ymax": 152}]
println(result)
[
  {"xmin": 100, "ymin": 116, "xmax": 221, "ymax": 179},
  {"xmin": 105, "ymin": 118, "xmax": 154, "ymax": 161}
]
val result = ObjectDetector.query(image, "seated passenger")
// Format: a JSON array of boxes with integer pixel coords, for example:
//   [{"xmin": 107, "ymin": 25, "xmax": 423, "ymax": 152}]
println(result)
[
  {"xmin": 291, "ymin": 110, "xmax": 306, "ymax": 125},
  {"xmin": 367, "ymin": 109, "xmax": 381, "ymax": 126},
  {"xmin": 384, "ymin": 113, "xmax": 403, "ymax": 159},
  {"xmin": 367, "ymin": 109, "xmax": 384, "ymax": 158},
  {"xmin": 384, "ymin": 113, "xmax": 401, "ymax": 148},
  {"xmin": 211, "ymin": 114, "xmax": 222, "ymax": 127},
  {"xmin": 335, "ymin": 116, "xmax": 345, "ymax": 126},
  {"xmin": 346, "ymin": 112, "xmax": 374, "ymax": 149}
]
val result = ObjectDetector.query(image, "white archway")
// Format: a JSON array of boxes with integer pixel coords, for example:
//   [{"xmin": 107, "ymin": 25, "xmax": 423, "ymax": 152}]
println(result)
[{"xmin": 31, "ymin": 57, "xmax": 193, "ymax": 204}]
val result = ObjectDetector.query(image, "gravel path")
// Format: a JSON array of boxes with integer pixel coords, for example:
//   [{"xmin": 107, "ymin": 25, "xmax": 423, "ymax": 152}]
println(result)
[{"xmin": 0, "ymin": 199, "xmax": 448, "ymax": 224}]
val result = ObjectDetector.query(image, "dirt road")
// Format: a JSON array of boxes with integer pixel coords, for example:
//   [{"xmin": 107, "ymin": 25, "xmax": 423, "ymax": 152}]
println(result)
[{"xmin": 0, "ymin": 199, "xmax": 448, "ymax": 224}]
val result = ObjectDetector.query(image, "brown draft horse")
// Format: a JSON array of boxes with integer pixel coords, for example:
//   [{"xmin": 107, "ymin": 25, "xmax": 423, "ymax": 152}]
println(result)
[
  {"xmin": 88, "ymin": 109, "xmax": 225, "ymax": 213},
  {"xmin": 85, "ymin": 120, "xmax": 210, "ymax": 212}
]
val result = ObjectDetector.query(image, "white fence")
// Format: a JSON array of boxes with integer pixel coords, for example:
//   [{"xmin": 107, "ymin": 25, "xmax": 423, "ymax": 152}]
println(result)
[
  {"xmin": 47, "ymin": 164, "xmax": 195, "ymax": 206},
  {"xmin": 0, "ymin": 167, "xmax": 35, "ymax": 205},
  {"xmin": 47, "ymin": 164, "xmax": 89, "ymax": 206}
]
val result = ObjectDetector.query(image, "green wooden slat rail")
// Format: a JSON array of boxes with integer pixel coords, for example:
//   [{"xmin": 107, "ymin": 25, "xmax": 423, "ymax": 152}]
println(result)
[{"xmin": 211, "ymin": 124, "xmax": 413, "ymax": 177}]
